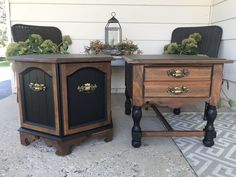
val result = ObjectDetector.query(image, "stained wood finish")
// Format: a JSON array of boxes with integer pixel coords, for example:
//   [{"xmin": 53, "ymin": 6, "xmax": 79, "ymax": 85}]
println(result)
[
  {"xmin": 9, "ymin": 54, "xmax": 112, "ymax": 63},
  {"xmin": 209, "ymin": 64, "xmax": 223, "ymax": 106},
  {"xmin": 19, "ymin": 128, "xmax": 112, "ymax": 156},
  {"xmin": 15, "ymin": 62, "xmax": 53, "ymax": 75},
  {"xmin": 19, "ymin": 132, "xmax": 39, "ymax": 146},
  {"xmin": 132, "ymin": 65, "xmax": 144, "ymax": 106},
  {"xmin": 16, "ymin": 62, "xmax": 60, "ymax": 135},
  {"xmin": 145, "ymin": 66, "xmax": 211, "ymax": 81},
  {"xmin": 124, "ymin": 55, "xmax": 232, "ymax": 148},
  {"xmin": 142, "ymin": 131, "xmax": 205, "ymax": 137},
  {"xmin": 144, "ymin": 97, "xmax": 209, "ymax": 108},
  {"xmin": 123, "ymin": 55, "xmax": 233, "ymax": 64},
  {"xmin": 60, "ymin": 62, "xmax": 111, "ymax": 135},
  {"xmin": 144, "ymin": 81, "xmax": 211, "ymax": 97}
]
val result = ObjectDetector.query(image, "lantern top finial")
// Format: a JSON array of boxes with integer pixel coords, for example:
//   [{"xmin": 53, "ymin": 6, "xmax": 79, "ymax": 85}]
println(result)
[
  {"xmin": 111, "ymin": 12, "xmax": 116, "ymax": 17},
  {"xmin": 107, "ymin": 12, "xmax": 120, "ymax": 24}
]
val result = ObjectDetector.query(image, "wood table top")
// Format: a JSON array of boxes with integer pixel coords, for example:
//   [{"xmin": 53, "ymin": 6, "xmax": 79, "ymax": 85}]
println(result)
[
  {"xmin": 7, "ymin": 54, "xmax": 112, "ymax": 63},
  {"xmin": 123, "ymin": 55, "xmax": 233, "ymax": 64}
]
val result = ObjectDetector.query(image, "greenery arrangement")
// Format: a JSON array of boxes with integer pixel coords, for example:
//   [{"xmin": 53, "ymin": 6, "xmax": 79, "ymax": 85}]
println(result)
[
  {"xmin": 85, "ymin": 39, "xmax": 142, "ymax": 55},
  {"xmin": 116, "ymin": 39, "xmax": 142, "ymax": 55},
  {"xmin": 5, "ymin": 34, "xmax": 72, "ymax": 57},
  {"xmin": 85, "ymin": 40, "xmax": 104, "ymax": 54},
  {"xmin": 164, "ymin": 33, "xmax": 202, "ymax": 55}
]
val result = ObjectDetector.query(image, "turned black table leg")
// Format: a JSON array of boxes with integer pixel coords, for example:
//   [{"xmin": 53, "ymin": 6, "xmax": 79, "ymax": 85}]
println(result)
[
  {"xmin": 203, "ymin": 102, "xmax": 209, "ymax": 120},
  {"xmin": 173, "ymin": 108, "xmax": 181, "ymax": 115},
  {"xmin": 132, "ymin": 106, "xmax": 142, "ymax": 148},
  {"xmin": 203, "ymin": 105, "xmax": 217, "ymax": 147},
  {"xmin": 125, "ymin": 88, "xmax": 132, "ymax": 115}
]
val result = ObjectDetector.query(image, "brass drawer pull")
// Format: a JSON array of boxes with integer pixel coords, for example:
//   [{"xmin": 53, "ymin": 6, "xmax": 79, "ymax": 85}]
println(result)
[
  {"xmin": 77, "ymin": 83, "xmax": 97, "ymax": 93},
  {"xmin": 167, "ymin": 69, "xmax": 189, "ymax": 78},
  {"xmin": 29, "ymin": 82, "xmax": 46, "ymax": 92},
  {"xmin": 167, "ymin": 86, "xmax": 188, "ymax": 95}
]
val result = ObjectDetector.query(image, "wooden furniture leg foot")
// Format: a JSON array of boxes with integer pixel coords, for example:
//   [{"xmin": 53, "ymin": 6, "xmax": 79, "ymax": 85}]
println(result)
[
  {"xmin": 55, "ymin": 144, "xmax": 72, "ymax": 156},
  {"xmin": 173, "ymin": 108, "xmax": 181, "ymax": 115},
  {"xmin": 19, "ymin": 132, "xmax": 39, "ymax": 146},
  {"xmin": 144, "ymin": 102, "xmax": 149, "ymax": 111},
  {"xmin": 132, "ymin": 106, "xmax": 142, "ymax": 148},
  {"xmin": 125, "ymin": 88, "xmax": 132, "ymax": 115},
  {"xmin": 104, "ymin": 136, "xmax": 113, "ymax": 142},
  {"xmin": 104, "ymin": 129, "xmax": 113, "ymax": 142},
  {"xmin": 42, "ymin": 139, "xmax": 73, "ymax": 156},
  {"xmin": 91, "ymin": 128, "xmax": 113, "ymax": 143},
  {"xmin": 203, "ymin": 105, "xmax": 217, "ymax": 147}
]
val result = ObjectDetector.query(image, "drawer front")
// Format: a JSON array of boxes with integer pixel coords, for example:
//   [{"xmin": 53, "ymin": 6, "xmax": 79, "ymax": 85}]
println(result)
[
  {"xmin": 144, "ymin": 81, "xmax": 211, "ymax": 97},
  {"xmin": 145, "ymin": 66, "xmax": 212, "ymax": 81}
]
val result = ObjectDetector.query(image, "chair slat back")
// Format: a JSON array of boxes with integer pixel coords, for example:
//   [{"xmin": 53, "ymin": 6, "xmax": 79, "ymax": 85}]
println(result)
[{"xmin": 11, "ymin": 24, "xmax": 62, "ymax": 45}]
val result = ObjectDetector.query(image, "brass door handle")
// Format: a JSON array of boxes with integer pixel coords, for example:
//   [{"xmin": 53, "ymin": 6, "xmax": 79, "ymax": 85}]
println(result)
[
  {"xmin": 77, "ymin": 83, "xmax": 97, "ymax": 93},
  {"xmin": 167, "ymin": 86, "xmax": 188, "ymax": 95},
  {"xmin": 29, "ymin": 82, "xmax": 46, "ymax": 92},
  {"xmin": 167, "ymin": 69, "xmax": 189, "ymax": 78}
]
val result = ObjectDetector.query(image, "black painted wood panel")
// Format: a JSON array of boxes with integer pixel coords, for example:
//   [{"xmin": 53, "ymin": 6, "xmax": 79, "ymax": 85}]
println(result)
[
  {"xmin": 20, "ymin": 67, "xmax": 55, "ymax": 127},
  {"xmin": 125, "ymin": 62, "xmax": 133, "ymax": 99},
  {"xmin": 67, "ymin": 67, "xmax": 106, "ymax": 128}
]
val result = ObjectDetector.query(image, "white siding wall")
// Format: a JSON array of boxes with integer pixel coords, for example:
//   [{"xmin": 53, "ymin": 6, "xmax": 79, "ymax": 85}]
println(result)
[
  {"xmin": 9, "ymin": 0, "xmax": 211, "ymax": 92},
  {"xmin": 211, "ymin": 0, "xmax": 236, "ymax": 101}
]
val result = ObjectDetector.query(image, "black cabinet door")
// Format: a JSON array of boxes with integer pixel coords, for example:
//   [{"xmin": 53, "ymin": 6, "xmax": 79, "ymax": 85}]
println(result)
[
  {"xmin": 67, "ymin": 67, "xmax": 106, "ymax": 127},
  {"xmin": 16, "ymin": 63, "xmax": 60, "ymax": 135},
  {"xmin": 61, "ymin": 62, "xmax": 111, "ymax": 135},
  {"xmin": 21, "ymin": 67, "xmax": 55, "ymax": 126}
]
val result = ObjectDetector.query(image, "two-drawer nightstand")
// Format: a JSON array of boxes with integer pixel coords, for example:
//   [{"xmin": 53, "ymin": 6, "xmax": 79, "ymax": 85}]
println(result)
[{"xmin": 124, "ymin": 55, "xmax": 233, "ymax": 148}]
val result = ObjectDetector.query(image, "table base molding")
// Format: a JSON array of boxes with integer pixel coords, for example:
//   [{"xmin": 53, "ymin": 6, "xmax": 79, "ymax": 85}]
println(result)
[{"xmin": 19, "ymin": 125, "xmax": 113, "ymax": 156}]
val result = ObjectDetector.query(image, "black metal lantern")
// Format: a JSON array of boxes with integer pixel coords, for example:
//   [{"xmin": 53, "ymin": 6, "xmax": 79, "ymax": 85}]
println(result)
[{"xmin": 105, "ymin": 12, "xmax": 122, "ymax": 47}]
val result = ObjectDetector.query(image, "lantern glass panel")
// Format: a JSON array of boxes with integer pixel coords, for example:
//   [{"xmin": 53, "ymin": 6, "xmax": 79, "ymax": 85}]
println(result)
[{"xmin": 107, "ymin": 26, "xmax": 121, "ymax": 46}]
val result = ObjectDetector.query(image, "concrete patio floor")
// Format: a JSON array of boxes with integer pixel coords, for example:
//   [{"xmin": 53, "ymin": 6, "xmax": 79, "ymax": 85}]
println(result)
[
  {"xmin": 0, "ymin": 66, "xmax": 12, "ymax": 100},
  {"xmin": 0, "ymin": 94, "xmax": 196, "ymax": 177}
]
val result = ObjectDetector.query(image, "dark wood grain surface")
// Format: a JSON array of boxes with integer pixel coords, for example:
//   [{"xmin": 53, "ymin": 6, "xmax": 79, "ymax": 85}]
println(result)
[
  {"xmin": 8, "ymin": 54, "xmax": 112, "ymax": 63},
  {"xmin": 124, "ymin": 55, "xmax": 233, "ymax": 64}
]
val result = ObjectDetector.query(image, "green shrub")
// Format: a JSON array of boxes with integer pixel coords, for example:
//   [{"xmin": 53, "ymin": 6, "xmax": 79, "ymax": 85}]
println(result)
[
  {"xmin": 6, "ymin": 34, "xmax": 72, "ymax": 57},
  {"xmin": 164, "ymin": 33, "xmax": 202, "ymax": 55}
]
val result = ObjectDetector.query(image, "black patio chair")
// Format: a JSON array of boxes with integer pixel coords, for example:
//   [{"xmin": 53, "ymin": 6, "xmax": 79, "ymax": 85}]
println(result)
[
  {"xmin": 170, "ymin": 25, "xmax": 223, "ymax": 115},
  {"xmin": 171, "ymin": 25, "xmax": 222, "ymax": 57},
  {"xmin": 11, "ymin": 24, "xmax": 62, "ymax": 45},
  {"xmin": 11, "ymin": 24, "xmax": 63, "ymax": 103}
]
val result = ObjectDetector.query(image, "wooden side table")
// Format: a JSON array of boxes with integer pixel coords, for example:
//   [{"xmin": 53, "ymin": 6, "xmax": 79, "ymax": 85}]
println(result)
[
  {"xmin": 10, "ymin": 54, "xmax": 113, "ymax": 156},
  {"xmin": 124, "ymin": 55, "xmax": 233, "ymax": 148}
]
